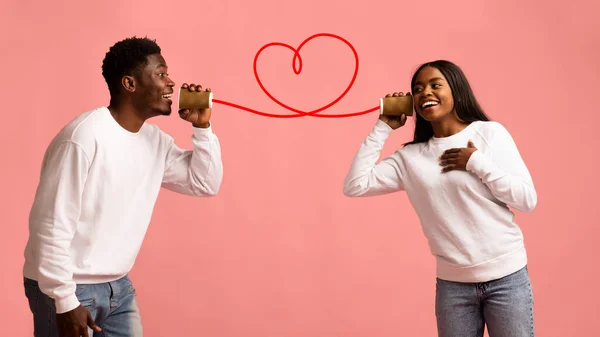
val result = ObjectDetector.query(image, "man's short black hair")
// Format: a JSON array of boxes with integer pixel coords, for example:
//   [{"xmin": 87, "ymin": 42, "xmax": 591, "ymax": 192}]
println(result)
[{"xmin": 101, "ymin": 36, "xmax": 161, "ymax": 99}]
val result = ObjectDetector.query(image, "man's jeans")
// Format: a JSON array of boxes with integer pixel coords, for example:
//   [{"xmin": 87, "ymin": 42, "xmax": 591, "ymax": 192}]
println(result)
[
  {"xmin": 24, "ymin": 275, "xmax": 142, "ymax": 337},
  {"xmin": 435, "ymin": 266, "xmax": 535, "ymax": 337}
]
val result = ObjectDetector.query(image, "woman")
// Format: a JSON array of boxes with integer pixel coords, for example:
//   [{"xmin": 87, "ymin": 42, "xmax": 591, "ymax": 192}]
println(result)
[{"xmin": 343, "ymin": 60, "xmax": 537, "ymax": 337}]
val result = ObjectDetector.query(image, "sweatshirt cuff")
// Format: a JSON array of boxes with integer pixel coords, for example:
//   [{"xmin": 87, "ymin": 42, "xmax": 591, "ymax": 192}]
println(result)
[
  {"xmin": 192, "ymin": 124, "xmax": 214, "ymax": 142},
  {"xmin": 372, "ymin": 119, "xmax": 394, "ymax": 142},
  {"xmin": 55, "ymin": 293, "xmax": 80, "ymax": 314},
  {"xmin": 466, "ymin": 150, "xmax": 489, "ymax": 178}
]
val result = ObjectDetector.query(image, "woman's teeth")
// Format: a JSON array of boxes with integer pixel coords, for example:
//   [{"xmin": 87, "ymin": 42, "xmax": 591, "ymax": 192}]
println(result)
[{"xmin": 422, "ymin": 101, "xmax": 439, "ymax": 108}]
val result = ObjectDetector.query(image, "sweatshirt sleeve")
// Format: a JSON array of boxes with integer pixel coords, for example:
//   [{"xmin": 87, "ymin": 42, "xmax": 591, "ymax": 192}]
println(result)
[
  {"xmin": 161, "ymin": 124, "xmax": 223, "ymax": 197},
  {"xmin": 29, "ymin": 141, "xmax": 90, "ymax": 313},
  {"xmin": 343, "ymin": 120, "xmax": 405, "ymax": 197},
  {"xmin": 466, "ymin": 122, "xmax": 537, "ymax": 212}
]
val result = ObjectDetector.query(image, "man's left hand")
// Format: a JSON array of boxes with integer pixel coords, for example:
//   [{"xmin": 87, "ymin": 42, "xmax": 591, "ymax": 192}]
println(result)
[{"xmin": 179, "ymin": 83, "xmax": 211, "ymax": 128}]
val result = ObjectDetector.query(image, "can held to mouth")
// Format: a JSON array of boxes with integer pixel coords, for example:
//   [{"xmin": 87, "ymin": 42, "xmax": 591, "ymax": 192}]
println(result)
[{"xmin": 179, "ymin": 87, "xmax": 213, "ymax": 110}]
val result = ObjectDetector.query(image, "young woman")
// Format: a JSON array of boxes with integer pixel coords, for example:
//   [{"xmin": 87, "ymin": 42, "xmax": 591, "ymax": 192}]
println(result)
[{"xmin": 343, "ymin": 60, "xmax": 537, "ymax": 337}]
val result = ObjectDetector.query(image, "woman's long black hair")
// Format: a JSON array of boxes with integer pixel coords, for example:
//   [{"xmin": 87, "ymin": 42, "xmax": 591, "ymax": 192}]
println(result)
[{"xmin": 405, "ymin": 60, "xmax": 490, "ymax": 146}]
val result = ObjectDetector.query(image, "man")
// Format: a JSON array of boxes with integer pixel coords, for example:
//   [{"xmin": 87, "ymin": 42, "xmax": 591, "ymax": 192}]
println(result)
[{"xmin": 22, "ymin": 36, "xmax": 223, "ymax": 337}]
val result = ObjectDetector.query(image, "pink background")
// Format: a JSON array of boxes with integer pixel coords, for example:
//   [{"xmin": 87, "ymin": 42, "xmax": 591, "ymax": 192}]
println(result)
[{"xmin": 1, "ymin": 0, "xmax": 599, "ymax": 336}]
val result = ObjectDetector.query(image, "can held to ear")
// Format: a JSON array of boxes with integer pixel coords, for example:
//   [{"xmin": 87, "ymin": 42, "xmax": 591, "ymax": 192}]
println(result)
[{"xmin": 379, "ymin": 95, "xmax": 413, "ymax": 116}]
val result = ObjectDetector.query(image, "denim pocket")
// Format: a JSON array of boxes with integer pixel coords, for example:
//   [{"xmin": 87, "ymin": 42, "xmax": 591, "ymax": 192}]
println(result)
[
  {"xmin": 79, "ymin": 297, "xmax": 96, "ymax": 309},
  {"xmin": 123, "ymin": 275, "xmax": 136, "ymax": 295},
  {"xmin": 75, "ymin": 284, "xmax": 96, "ymax": 309}
]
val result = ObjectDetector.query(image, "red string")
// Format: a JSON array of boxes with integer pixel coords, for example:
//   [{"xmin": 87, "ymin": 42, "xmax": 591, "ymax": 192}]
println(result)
[{"xmin": 212, "ymin": 33, "xmax": 379, "ymax": 119}]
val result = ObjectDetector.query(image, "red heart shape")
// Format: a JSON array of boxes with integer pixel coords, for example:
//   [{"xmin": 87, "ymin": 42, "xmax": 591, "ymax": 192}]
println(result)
[{"xmin": 253, "ymin": 33, "xmax": 359, "ymax": 117}]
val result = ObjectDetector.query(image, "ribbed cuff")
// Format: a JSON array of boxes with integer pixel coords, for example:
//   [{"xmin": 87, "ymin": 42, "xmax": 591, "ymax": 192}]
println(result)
[
  {"xmin": 372, "ymin": 119, "xmax": 394, "ymax": 141},
  {"xmin": 466, "ymin": 150, "xmax": 486, "ymax": 177},
  {"xmin": 55, "ymin": 293, "xmax": 80, "ymax": 314},
  {"xmin": 192, "ymin": 124, "xmax": 214, "ymax": 142}
]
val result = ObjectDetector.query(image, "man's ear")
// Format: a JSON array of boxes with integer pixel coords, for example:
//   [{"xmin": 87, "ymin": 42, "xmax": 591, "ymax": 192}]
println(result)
[{"xmin": 122, "ymin": 75, "xmax": 136, "ymax": 93}]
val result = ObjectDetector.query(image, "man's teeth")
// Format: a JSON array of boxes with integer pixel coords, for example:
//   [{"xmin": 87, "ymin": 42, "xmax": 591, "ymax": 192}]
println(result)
[
  {"xmin": 422, "ymin": 101, "xmax": 439, "ymax": 108},
  {"xmin": 162, "ymin": 94, "xmax": 172, "ymax": 99}
]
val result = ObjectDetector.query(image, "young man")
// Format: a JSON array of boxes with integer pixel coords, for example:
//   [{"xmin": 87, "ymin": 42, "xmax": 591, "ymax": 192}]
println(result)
[{"xmin": 22, "ymin": 36, "xmax": 223, "ymax": 337}]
